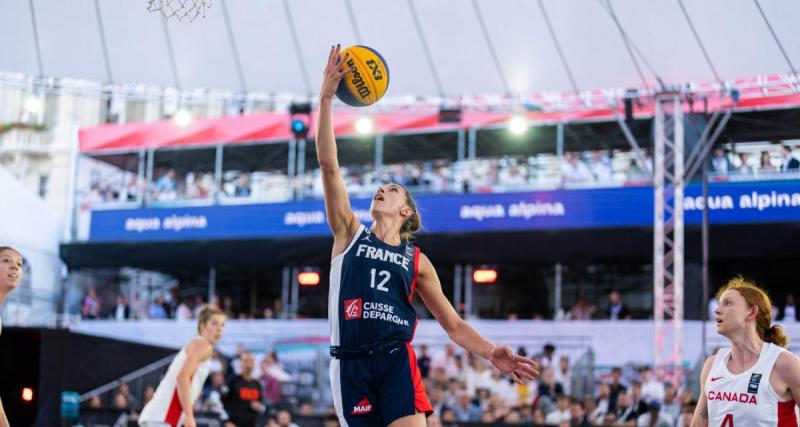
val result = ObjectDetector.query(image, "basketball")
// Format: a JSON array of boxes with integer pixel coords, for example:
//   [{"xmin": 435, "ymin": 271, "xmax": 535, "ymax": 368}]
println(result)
[{"xmin": 335, "ymin": 45, "xmax": 390, "ymax": 107}]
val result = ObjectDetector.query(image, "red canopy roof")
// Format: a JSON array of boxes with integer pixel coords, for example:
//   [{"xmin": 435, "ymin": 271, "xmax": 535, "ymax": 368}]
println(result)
[{"xmin": 79, "ymin": 93, "xmax": 800, "ymax": 154}]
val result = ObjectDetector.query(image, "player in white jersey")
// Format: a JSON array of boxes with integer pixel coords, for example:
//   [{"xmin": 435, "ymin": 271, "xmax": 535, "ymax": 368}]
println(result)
[
  {"xmin": 139, "ymin": 305, "xmax": 226, "ymax": 427},
  {"xmin": 0, "ymin": 246, "xmax": 23, "ymax": 427},
  {"xmin": 691, "ymin": 278, "xmax": 800, "ymax": 427}
]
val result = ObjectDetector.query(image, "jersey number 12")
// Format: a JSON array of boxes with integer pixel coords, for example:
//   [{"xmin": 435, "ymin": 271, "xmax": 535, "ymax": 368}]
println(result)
[{"xmin": 370, "ymin": 269, "xmax": 390, "ymax": 292}]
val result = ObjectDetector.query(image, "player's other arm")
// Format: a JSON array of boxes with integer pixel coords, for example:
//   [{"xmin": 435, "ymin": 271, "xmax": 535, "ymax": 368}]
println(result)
[{"xmin": 690, "ymin": 355, "xmax": 715, "ymax": 427}]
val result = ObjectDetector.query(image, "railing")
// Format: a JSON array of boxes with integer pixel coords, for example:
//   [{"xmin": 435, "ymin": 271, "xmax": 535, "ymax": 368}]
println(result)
[{"xmin": 79, "ymin": 353, "xmax": 177, "ymax": 404}]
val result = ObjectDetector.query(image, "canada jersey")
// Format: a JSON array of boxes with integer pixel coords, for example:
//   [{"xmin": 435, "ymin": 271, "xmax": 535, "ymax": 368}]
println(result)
[
  {"xmin": 329, "ymin": 224, "xmax": 420, "ymax": 348},
  {"xmin": 706, "ymin": 343, "xmax": 797, "ymax": 427},
  {"xmin": 139, "ymin": 343, "xmax": 211, "ymax": 426}
]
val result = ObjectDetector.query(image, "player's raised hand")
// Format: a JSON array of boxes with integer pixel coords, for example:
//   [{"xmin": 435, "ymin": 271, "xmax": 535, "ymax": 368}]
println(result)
[{"xmin": 320, "ymin": 44, "xmax": 349, "ymax": 100}]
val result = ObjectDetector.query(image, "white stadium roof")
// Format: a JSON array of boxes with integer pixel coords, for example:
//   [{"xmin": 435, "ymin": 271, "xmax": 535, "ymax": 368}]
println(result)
[{"xmin": 0, "ymin": 0, "xmax": 798, "ymax": 98}]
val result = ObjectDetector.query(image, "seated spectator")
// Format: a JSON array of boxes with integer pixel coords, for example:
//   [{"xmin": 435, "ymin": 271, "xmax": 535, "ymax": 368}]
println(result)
[
  {"xmin": 676, "ymin": 400, "xmax": 697, "ymax": 427},
  {"xmin": 709, "ymin": 148, "xmax": 732, "ymax": 175},
  {"xmin": 778, "ymin": 293, "xmax": 799, "ymax": 321},
  {"xmin": 561, "ymin": 152, "xmax": 593, "ymax": 185},
  {"xmin": 636, "ymin": 400, "xmax": 673, "ymax": 427},
  {"xmin": 553, "ymin": 356, "xmax": 572, "ymax": 396},
  {"xmin": 275, "ymin": 409, "xmax": 299, "ymax": 427},
  {"xmin": 593, "ymin": 382, "xmax": 612, "ymax": 423},
  {"xmin": 533, "ymin": 343, "xmax": 556, "ymax": 369},
  {"xmin": 82, "ymin": 288, "xmax": 101, "ymax": 319},
  {"xmin": 568, "ymin": 398, "xmax": 592, "ymax": 427},
  {"xmin": 451, "ymin": 389, "xmax": 482, "ymax": 422},
  {"xmin": 544, "ymin": 394, "xmax": 571, "ymax": 425},
  {"xmin": 780, "ymin": 145, "xmax": 800, "ymax": 172},
  {"xmin": 607, "ymin": 290, "xmax": 632, "ymax": 320},
  {"xmin": 148, "ymin": 295, "xmax": 168, "ymax": 319},
  {"xmin": 607, "ymin": 366, "xmax": 627, "ymax": 412},
  {"xmin": 569, "ymin": 297, "xmax": 596, "ymax": 320},
  {"xmin": 614, "ymin": 392, "xmax": 638, "ymax": 424},
  {"xmin": 234, "ymin": 173, "xmax": 252, "ymax": 197},
  {"xmin": 737, "ymin": 152, "xmax": 755, "ymax": 174},
  {"xmin": 113, "ymin": 295, "xmax": 131, "ymax": 320},
  {"xmin": 537, "ymin": 367, "xmax": 564, "ymax": 401},
  {"xmin": 174, "ymin": 297, "xmax": 193, "ymax": 321},
  {"xmin": 661, "ymin": 383, "xmax": 681, "ymax": 422},
  {"xmin": 760, "ymin": 150, "xmax": 776, "ymax": 173},
  {"xmin": 590, "ymin": 150, "xmax": 613, "ymax": 184},
  {"xmin": 639, "ymin": 366, "xmax": 665, "ymax": 403},
  {"xmin": 629, "ymin": 381, "xmax": 650, "ymax": 418}
]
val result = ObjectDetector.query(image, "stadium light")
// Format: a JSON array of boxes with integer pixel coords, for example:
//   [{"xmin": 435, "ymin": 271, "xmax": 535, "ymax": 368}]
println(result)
[
  {"xmin": 298, "ymin": 271, "xmax": 320, "ymax": 286},
  {"xmin": 24, "ymin": 96, "xmax": 43, "ymax": 114},
  {"xmin": 356, "ymin": 116, "xmax": 374, "ymax": 135},
  {"xmin": 473, "ymin": 268, "xmax": 498, "ymax": 284},
  {"xmin": 509, "ymin": 115, "xmax": 528, "ymax": 136},
  {"xmin": 22, "ymin": 387, "xmax": 33, "ymax": 402},
  {"xmin": 173, "ymin": 109, "xmax": 193, "ymax": 127}
]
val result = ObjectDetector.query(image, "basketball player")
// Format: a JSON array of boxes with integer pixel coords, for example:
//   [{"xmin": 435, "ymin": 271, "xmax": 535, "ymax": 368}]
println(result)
[
  {"xmin": 0, "ymin": 246, "xmax": 23, "ymax": 427},
  {"xmin": 691, "ymin": 278, "xmax": 800, "ymax": 426},
  {"xmin": 318, "ymin": 45, "xmax": 539, "ymax": 427},
  {"xmin": 139, "ymin": 305, "xmax": 226, "ymax": 427}
]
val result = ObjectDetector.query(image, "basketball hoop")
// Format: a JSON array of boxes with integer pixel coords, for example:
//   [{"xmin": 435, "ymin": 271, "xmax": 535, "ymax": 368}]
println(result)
[{"xmin": 147, "ymin": 0, "xmax": 210, "ymax": 22}]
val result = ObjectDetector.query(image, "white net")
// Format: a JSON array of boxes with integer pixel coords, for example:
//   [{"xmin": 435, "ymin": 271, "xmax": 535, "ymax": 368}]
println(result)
[{"xmin": 147, "ymin": 0, "xmax": 210, "ymax": 22}]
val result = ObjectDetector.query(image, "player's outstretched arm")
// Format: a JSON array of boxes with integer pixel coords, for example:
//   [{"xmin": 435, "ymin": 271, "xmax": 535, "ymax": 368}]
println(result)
[
  {"xmin": 415, "ymin": 252, "xmax": 539, "ymax": 384},
  {"xmin": 690, "ymin": 355, "xmax": 715, "ymax": 427},
  {"xmin": 317, "ymin": 44, "xmax": 359, "ymax": 255}
]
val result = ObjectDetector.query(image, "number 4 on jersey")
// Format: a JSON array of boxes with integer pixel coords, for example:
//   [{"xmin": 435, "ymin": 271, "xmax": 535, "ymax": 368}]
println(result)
[
  {"xmin": 370, "ymin": 269, "xmax": 390, "ymax": 292},
  {"xmin": 721, "ymin": 413, "xmax": 734, "ymax": 427}
]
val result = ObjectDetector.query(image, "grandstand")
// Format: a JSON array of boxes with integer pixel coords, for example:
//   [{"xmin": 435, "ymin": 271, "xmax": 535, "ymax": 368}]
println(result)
[{"xmin": 1, "ymin": 1, "xmax": 800, "ymax": 426}]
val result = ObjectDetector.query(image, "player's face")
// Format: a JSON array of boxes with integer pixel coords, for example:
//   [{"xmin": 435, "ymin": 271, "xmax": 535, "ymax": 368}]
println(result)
[
  {"xmin": 370, "ymin": 183, "xmax": 411, "ymax": 219},
  {"xmin": 0, "ymin": 250, "xmax": 23, "ymax": 292},
  {"xmin": 715, "ymin": 290, "xmax": 754, "ymax": 336},
  {"xmin": 201, "ymin": 314, "xmax": 226, "ymax": 344}
]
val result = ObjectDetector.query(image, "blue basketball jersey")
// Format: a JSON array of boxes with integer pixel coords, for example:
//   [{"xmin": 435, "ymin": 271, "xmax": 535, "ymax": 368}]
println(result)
[{"xmin": 329, "ymin": 224, "xmax": 420, "ymax": 347}]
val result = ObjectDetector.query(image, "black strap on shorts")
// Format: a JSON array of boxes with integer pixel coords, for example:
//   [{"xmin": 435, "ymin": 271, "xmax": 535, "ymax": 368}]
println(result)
[{"xmin": 330, "ymin": 339, "xmax": 404, "ymax": 360}]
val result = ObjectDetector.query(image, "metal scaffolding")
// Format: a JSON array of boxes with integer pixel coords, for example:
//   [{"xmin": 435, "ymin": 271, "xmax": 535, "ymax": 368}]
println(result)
[{"xmin": 653, "ymin": 92, "xmax": 684, "ymax": 379}]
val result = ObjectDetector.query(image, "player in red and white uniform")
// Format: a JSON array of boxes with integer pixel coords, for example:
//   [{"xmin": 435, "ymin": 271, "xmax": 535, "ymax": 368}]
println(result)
[
  {"xmin": 691, "ymin": 278, "xmax": 800, "ymax": 426},
  {"xmin": 139, "ymin": 305, "xmax": 226, "ymax": 427},
  {"xmin": 0, "ymin": 246, "xmax": 24, "ymax": 427}
]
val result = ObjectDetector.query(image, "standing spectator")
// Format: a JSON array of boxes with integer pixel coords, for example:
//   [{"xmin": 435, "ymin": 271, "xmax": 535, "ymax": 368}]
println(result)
[
  {"xmin": 82, "ymin": 288, "xmax": 101, "ymax": 319},
  {"xmin": 553, "ymin": 356, "xmax": 572, "ymax": 396},
  {"xmin": 225, "ymin": 352, "xmax": 264, "ymax": 427},
  {"xmin": 113, "ymin": 295, "xmax": 130, "ymax": 320},
  {"xmin": 778, "ymin": 293, "xmax": 799, "ymax": 321},
  {"xmin": 709, "ymin": 148, "xmax": 732, "ymax": 175},
  {"xmin": 780, "ymin": 145, "xmax": 800, "ymax": 172},
  {"xmin": 607, "ymin": 290, "xmax": 632, "ymax": 320},
  {"xmin": 639, "ymin": 366, "xmax": 665, "ymax": 403},
  {"xmin": 417, "ymin": 344, "xmax": 431, "ymax": 378},
  {"xmin": 261, "ymin": 351, "xmax": 291, "ymax": 382},
  {"xmin": 259, "ymin": 357, "xmax": 283, "ymax": 406},
  {"xmin": 199, "ymin": 372, "xmax": 229, "ymax": 422},
  {"xmin": 607, "ymin": 367, "xmax": 627, "ymax": 412}
]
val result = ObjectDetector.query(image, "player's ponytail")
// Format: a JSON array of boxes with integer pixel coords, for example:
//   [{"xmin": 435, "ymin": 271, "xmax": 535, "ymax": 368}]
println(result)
[
  {"xmin": 399, "ymin": 186, "xmax": 422, "ymax": 242},
  {"xmin": 763, "ymin": 324, "xmax": 789, "ymax": 347}
]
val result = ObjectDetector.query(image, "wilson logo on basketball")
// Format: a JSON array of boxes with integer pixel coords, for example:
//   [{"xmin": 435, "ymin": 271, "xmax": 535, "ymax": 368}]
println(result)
[
  {"xmin": 346, "ymin": 58, "xmax": 371, "ymax": 99},
  {"xmin": 351, "ymin": 397, "xmax": 373, "ymax": 415},
  {"xmin": 344, "ymin": 298, "xmax": 363, "ymax": 320}
]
